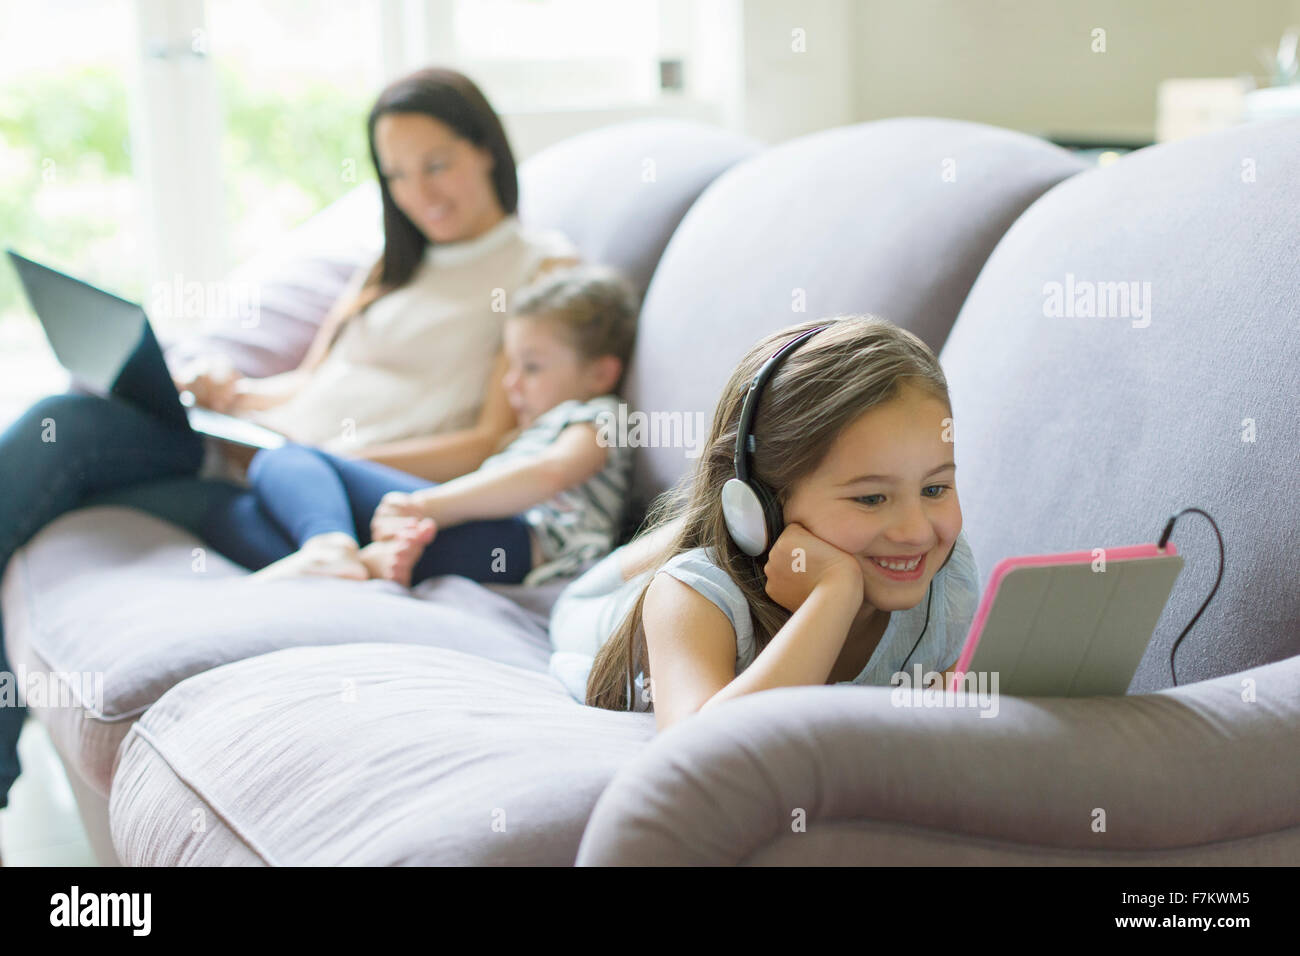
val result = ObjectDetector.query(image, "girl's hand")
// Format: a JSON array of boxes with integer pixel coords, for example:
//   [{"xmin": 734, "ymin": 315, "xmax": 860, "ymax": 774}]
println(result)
[
  {"xmin": 762, "ymin": 521, "xmax": 862, "ymax": 614},
  {"xmin": 371, "ymin": 491, "xmax": 429, "ymax": 541}
]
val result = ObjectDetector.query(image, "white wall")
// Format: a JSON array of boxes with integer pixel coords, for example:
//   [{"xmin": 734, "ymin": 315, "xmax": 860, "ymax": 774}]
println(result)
[
  {"xmin": 409, "ymin": 2, "xmax": 1300, "ymax": 161},
  {"xmin": 500, "ymin": 98, "xmax": 723, "ymax": 161},
  {"xmin": 728, "ymin": 0, "xmax": 1300, "ymax": 146},
  {"xmin": 735, "ymin": 0, "xmax": 859, "ymax": 144},
  {"xmin": 846, "ymin": 0, "xmax": 1300, "ymax": 143}
]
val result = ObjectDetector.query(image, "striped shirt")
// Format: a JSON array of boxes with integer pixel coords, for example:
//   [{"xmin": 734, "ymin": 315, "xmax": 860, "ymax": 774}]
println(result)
[{"xmin": 478, "ymin": 394, "xmax": 631, "ymax": 587}]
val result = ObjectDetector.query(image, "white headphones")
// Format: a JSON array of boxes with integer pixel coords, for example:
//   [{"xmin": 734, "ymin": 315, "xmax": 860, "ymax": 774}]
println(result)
[{"xmin": 721, "ymin": 325, "xmax": 830, "ymax": 557}]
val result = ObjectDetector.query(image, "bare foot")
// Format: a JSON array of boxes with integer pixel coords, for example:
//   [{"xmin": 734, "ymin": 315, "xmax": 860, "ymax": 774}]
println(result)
[
  {"xmin": 252, "ymin": 532, "xmax": 369, "ymax": 582},
  {"xmin": 358, "ymin": 519, "xmax": 436, "ymax": 587}
]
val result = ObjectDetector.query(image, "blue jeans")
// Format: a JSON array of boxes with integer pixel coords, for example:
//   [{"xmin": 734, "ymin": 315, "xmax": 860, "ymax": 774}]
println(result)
[
  {"xmin": 0, "ymin": 391, "xmax": 270, "ymax": 808},
  {"xmin": 243, "ymin": 443, "xmax": 534, "ymax": 585}
]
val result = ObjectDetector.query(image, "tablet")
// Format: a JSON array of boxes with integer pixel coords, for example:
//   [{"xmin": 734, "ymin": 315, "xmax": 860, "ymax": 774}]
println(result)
[{"xmin": 952, "ymin": 542, "xmax": 1184, "ymax": 696}]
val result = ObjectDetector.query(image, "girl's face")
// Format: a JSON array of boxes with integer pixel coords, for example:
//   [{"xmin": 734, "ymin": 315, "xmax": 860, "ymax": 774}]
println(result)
[
  {"xmin": 502, "ymin": 317, "xmax": 619, "ymax": 427},
  {"xmin": 781, "ymin": 385, "xmax": 962, "ymax": 613},
  {"xmin": 373, "ymin": 111, "xmax": 504, "ymax": 245}
]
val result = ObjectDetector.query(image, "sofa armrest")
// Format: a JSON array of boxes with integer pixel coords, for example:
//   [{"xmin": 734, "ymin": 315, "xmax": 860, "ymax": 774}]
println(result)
[{"xmin": 575, "ymin": 654, "xmax": 1300, "ymax": 865}]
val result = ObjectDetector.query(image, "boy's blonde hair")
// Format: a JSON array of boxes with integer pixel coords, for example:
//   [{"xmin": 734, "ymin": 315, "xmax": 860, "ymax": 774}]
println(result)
[
  {"xmin": 584, "ymin": 315, "xmax": 953, "ymax": 711},
  {"xmin": 511, "ymin": 264, "xmax": 640, "ymax": 388}
]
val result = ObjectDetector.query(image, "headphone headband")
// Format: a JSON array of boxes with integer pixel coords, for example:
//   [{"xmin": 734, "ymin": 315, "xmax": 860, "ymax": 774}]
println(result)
[{"xmin": 732, "ymin": 325, "xmax": 830, "ymax": 481}]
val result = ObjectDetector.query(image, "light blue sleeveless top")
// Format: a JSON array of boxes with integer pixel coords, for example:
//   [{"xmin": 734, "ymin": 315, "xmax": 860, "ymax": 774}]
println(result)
[{"xmin": 547, "ymin": 529, "xmax": 982, "ymax": 708}]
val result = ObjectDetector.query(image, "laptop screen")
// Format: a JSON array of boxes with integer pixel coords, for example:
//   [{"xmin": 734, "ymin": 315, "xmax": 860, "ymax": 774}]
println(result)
[{"xmin": 6, "ymin": 250, "xmax": 150, "ymax": 395}]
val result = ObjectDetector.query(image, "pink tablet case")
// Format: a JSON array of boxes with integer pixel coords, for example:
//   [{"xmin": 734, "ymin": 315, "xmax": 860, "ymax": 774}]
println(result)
[{"xmin": 953, "ymin": 542, "xmax": 1183, "ymax": 696}]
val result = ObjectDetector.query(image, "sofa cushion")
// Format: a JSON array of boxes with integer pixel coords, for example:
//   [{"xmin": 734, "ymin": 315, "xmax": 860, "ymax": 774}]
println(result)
[
  {"xmin": 518, "ymin": 118, "xmax": 762, "ymax": 300},
  {"xmin": 1, "ymin": 506, "xmax": 569, "ymax": 796},
  {"xmin": 110, "ymin": 643, "xmax": 656, "ymax": 865},
  {"xmin": 937, "ymin": 116, "xmax": 1300, "ymax": 691},
  {"xmin": 623, "ymin": 117, "xmax": 1088, "ymax": 506}
]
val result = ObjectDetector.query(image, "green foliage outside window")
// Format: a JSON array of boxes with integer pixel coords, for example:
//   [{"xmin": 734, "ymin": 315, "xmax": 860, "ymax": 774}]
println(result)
[{"xmin": 0, "ymin": 61, "xmax": 373, "ymax": 318}]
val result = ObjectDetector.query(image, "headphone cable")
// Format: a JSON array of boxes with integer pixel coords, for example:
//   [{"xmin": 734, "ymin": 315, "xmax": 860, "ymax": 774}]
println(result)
[
  {"xmin": 1158, "ymin": 507, "xmax": 1224, "ymax": 686},
  {"xmin": 898, "ymin": 581, "xmax": 933, "ymax": 678},
  {"xmin": 899, "ymin": 508, "xmax": 1221, "ymax": 690}
]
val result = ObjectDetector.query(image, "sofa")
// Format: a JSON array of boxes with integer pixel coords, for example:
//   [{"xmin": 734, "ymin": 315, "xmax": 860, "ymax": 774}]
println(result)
[{"xmin": 3, "ymin": 115, "xmax": 1297, "ymax": 866}]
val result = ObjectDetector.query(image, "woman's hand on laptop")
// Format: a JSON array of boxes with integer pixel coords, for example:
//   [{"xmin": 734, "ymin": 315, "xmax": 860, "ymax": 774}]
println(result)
[{"xmin": 173, "ymin": 354, "xmax": 242, "ymax": 413}]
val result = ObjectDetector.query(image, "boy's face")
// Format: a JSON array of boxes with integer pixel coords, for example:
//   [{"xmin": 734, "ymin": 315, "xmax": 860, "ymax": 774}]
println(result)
[
  {"xmin": 502, "ymin": 317, "xmax": 600, "ymax": 427},
  {"xmin": 781, "ymin": 384, "xmax": 963, "ymax": 613}
]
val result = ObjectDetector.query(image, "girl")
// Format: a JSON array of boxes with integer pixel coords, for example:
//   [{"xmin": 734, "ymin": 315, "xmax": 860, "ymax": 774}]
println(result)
[
  {"xmin": 547, "ymin": 315, "xmax": 982, "ymax": 730},
  {"xmin": 239, "ymin": 264, "xmax": 640, "ymax": 589}
]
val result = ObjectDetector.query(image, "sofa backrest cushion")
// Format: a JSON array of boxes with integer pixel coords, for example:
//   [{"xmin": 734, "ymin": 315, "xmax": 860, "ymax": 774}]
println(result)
[
  {"xmin": 937, "ymin": 116, "xmax": 1300, "ymax": 690},
  {"xmin": 624, "ymin": 117, "xmax": 1087, "ymax": 511},
  {"xmin": 518, "ymin": 118, "xmax": 762, "ymax": 302}
]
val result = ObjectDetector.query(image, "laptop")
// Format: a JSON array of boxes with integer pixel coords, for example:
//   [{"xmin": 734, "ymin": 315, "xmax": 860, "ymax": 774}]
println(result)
[{"xmin": 6, "ymin": 249, "xmax": 285, "ymax": 450}]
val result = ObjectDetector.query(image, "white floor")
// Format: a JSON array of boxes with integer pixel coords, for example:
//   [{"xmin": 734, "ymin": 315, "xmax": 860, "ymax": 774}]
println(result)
[{"xmin": 0, "ymin": 719, "xmax": 98, "ymax": 866}]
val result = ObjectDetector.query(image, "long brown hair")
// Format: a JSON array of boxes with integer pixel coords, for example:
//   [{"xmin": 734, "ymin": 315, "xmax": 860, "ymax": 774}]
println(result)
[
  {"xmin": 585, "ymin": 315, "xmax": 953, "ymax": 710},
  {"xmin": 330, "ymin": 67, "xmax": 519, "ymax": 340}
]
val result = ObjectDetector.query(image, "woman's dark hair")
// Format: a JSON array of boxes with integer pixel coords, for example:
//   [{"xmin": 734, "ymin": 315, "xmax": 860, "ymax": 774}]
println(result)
[{"xmin": 332, "ymin": 67, "xmax": 519, "ymax": 330}]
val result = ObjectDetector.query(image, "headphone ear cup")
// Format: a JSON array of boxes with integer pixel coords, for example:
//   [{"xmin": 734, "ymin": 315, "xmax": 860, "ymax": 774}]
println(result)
[
  {"xmin": 750, "ymin": 478, "xmax": 784, "ymax": 555},
  {"xmin": 721, "ymin": 477, "xmax": 771, "ymax": 557}
]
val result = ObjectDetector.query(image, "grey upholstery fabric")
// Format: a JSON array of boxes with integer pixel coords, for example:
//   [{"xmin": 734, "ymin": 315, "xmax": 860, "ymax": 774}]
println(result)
[
  {"xmin": 1, "ymin": 507, "xmax": 557, "ymax": 796},
  {"xmin": 20, "ymin": 115, "xmax": 1297, "ymax": 867},
  {"xmin": 938, "ymin": 116, "xmax": 1300, "ymax": 691},
  {"xmin": 110, "ymin": 643, "xmax": 655, "ymax": 865},
  {"xmin": 624, "ymin": 117, "xmax": 1087, "ymax": 508},
  {"xmin": 518, "ymin": 118, "xmax": 762, "ymax": 301},
  {"xmin": 575, "ymin": 654, "xmax": 1300, "ymax": 865}
]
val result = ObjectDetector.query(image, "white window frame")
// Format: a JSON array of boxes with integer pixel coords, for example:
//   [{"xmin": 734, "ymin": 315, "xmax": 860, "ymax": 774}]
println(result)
[
  {"xmin": 379, "ymin": 0, "xmax": 735, "ymax": 121},
  {"xmin": 131, "ymin": 0, "xmax": 228, "ymax": 302}
]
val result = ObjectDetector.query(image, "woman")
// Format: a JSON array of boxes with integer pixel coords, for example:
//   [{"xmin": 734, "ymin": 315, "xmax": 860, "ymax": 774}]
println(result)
[{"xmin": 0, "ymin": 66, "xmax": 579, "ymax": 842}]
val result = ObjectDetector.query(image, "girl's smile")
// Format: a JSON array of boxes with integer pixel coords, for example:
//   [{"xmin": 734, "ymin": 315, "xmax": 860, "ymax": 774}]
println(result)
[{"xmin": 867, "ymin": 551, "xmax": 927, "ymax": 580}]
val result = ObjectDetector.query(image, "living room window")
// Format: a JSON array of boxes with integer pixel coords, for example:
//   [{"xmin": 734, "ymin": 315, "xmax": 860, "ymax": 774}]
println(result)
[{"xmin": 0, "ymin": 0, "xmax": 693, "ymax": 425}]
